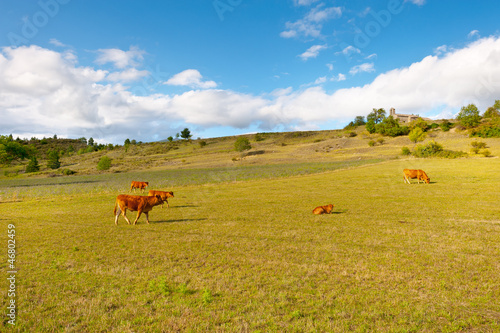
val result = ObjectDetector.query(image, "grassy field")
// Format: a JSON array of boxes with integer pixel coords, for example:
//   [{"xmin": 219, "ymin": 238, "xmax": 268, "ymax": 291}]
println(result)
[{"xmin": 1, "ymin": 157, "xmax": 500, "ymax": 332}]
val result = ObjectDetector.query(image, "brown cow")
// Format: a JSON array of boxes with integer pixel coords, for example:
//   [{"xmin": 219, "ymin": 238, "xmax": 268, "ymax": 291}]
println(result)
[
  {"xmin": 130, "ymin": 181, "xmax": 149, "ymax": 192},
  {"xmin": 313, "ymin": 204, "xmax": 334, "ymax": 215},
  {"xmin": 403, "ymin": 169, "xmax": 430, "ymax": 184},
  {"xmin": 147, "ymin": 190, "xmax": 174, "ymax": 208},
  {"xmin": 114, "ymin": 194, "xmax": 163, "ymax": 225}
]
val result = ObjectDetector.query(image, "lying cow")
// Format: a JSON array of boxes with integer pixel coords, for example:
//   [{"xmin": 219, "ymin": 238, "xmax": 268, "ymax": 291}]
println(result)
[
  {"xmin": 313, "ymin": 204, "xmax": 334, "ymax": 215},
  {"xmin": 403, "ymin": 169, "xmax": 430, "ymax": 184},
  {"xmin": 147, "ymin": 190, "xmax": 174, "ymax": 208},
  {"xmin": 114, "ymin": 194, "xmax": 163, "ymax": 225},
  {"xmin": 130, "ymin": 181, "xmax": 149, "ymax": 192}
]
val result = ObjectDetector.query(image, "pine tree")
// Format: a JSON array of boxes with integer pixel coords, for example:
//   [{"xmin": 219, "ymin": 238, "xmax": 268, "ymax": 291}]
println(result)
[
  {"xmin": 26, "ymin": 156, "xmax": 40, "ymax": 173},
  {"xmin": 47, "ymin": 150, "xmax": 61, "ymax": 169}
]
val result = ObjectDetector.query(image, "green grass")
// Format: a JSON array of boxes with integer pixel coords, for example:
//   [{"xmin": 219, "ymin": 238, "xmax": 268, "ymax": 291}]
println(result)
[{"xmin": 1, "ymin": 158, "xmax": 500, "ymax": 331}]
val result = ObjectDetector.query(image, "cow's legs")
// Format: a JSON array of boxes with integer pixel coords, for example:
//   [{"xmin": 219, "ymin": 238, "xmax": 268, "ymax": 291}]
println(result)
[
  {"xmin": 114, "ymin": 206, "xmax": 121, "ymax": 225},
  {"xmin": 144, "ymin": 212, "xmax": 150, "ymax": 224},
  {"xmin": 133, "ymin": 211, "xmax": 142, "ymax": 225},
  {"xmin": 121, "ymin": 208, "xmax": 132, "ymax": 225}
]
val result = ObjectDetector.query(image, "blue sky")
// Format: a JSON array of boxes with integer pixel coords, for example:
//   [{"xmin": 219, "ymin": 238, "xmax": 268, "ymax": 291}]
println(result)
[{"xmin": 1, "ymin": 0, "xmax": 499, "ymax": 144}]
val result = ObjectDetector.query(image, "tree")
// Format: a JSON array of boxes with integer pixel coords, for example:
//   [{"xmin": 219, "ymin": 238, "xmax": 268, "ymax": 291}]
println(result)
[
  {"xmin": 180, "ymin": 128, "xmax": 192, "ymax": 140},
  {"xmin": 366, "ymin": 120, "xmax": 376, "ymax": 134},
  {"xmin": 409, "ymin": 127, "xmax": 427, "ymax": 144},
  {"xmin": 47, "ymin": 150, "xmax": 61, "ymax": 169},
  {"xmin": 353, "ymin": 116, "xmax": 366, "ymax": 126},
  {"xmin": 167, "ymin": 136, "xmax": 173, "ymax": 142},
  {"xmin": 26, "ymin": 156, "xmax": 40, "ymax": 173},
  {"xmin": 124, "ymin": 138, "xmax": 131, "ymax": 145},
  {"xmin": 375, "ymin": 116, "xmax": 409, "ymax": 137},
  {"xmin": 484, "ymin": 106, "xmax": 500, "ymax": 118},
  {"xmin": 88, "ymin": 137, "xmax": 94, "ymax": 146},
  {"xmin": 367, "ymin": 108, "xmax": 386, "ymax": 124},
  {"xmin": 235, "ymin": 137, "xmax": 251, "ymax": 152},
  {"xmin": 0, "ymin": 135, "xmax": 33, "ymax": 165},
  {"xmin": 457, "ymin": 104, "xmax": 481, "ymax": 128},
  {"xmin": 97, "ymin": 156, "xmax": 112, "ymax": 170}
]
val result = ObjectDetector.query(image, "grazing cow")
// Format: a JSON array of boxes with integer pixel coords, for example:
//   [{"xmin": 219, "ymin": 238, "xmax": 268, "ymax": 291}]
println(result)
[
  {"xmin": 403, "ymin": 169, "xmax": 430, "ymax": 184},
  {"xmin": 147, "ymin": 190, "xmax": 174, "ymax": 208},
  {"xmin": 130, "ymin": 181, "xmax": 149, "ymax": 192},
  {"xmin": 114, "ymin": 194, "xmax": 163, "ymax": 225},
  {"xmin": 313, "ymin": 204, "xmax": 334, "ymax": 215}
]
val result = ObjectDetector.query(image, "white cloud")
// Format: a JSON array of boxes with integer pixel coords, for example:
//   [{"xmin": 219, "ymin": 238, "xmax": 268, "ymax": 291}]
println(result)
[
  {"xmin": 106, "ymin": 68, "xmax": 150, "ymax": 82},
  {"xmin": 336, "ymin": 45, "xmax": 361, "ymax": 56},
  {"xmin": 3, "ymin": 37, "xmax": 500, "ymax": 143},
  {"xmin": 95, "ymin": 46, "xmax": 145, "ymax": 69},
  {"xmin": 164, "ymin": 69, "xmax": 217, "ymax": 89},
  {"xmin": 468, "ymin": 30, "xmax": 480, "ymax": 39},
  {"xmin": 281, "ymin": 5, "xmax": 342, "ymax": 39},
  {"xmin": 293, "ymin": 0, "xmax": 320, "ymax": 6},
  {"xmin": 299, "ymin": 44, "xmax": 328, "ymax": 61},
  {"xmin": 434, "ymin": 45, "xmax": 448, "ymax": 56},
  {"xmin": 349, "ymin": 63, "xmax": 375, "ymax": 75},
  {"xmin": 405, "ymin": 0, "xmax": 426, "ymax": 5},
  {"xmin": 49, "ymin": 38, "xmax": 68, "ymax": 47}
]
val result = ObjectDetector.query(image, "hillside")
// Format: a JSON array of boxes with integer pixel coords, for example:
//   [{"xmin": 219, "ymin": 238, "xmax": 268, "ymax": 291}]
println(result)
[{"xmin": 1, "ymin": 126, "xmax": 499, "ymax": 178}]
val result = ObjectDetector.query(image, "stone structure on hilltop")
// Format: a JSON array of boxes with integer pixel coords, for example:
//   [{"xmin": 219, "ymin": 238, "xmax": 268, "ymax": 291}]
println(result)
[{"xmin": 389, "ymin": 108, "xmax": 429, "ymax": 123}]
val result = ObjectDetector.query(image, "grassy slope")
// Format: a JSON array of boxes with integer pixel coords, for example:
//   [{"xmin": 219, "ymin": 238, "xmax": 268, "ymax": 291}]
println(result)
[{"xmin": 1, "ymin": 157, "xmax": 500, "ymax": 332}]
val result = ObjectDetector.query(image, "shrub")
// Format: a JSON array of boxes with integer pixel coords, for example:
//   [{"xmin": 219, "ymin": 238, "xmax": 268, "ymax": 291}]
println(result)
[
  {"xmin": 401, "ymin": 147, "xmax": 411, "ymax": 156},
  {"xmin": 97, "ymin": 156, "xmax": 112, "ymax": 170},
  {"xmin": 469, "ymin": 118, "xmax": 500, "ymax": 138},
  {"xmin": 377, "ymin": 138, "xmax": 384, "ymax": 145},
  {"xmin": 481, "ymin": 149, "xmax": 492, "ymax": 157},
  {"xmin": 235, "ymin": 137, "xmax": 252, "ymax": 152},
  {"xmin": 199, "ymin": 141, "xmax": 207, "ymax": 148},
  {"xmin": 26, "ymin": 156, "xmax": 40, "ymax": 173},
  {"xmin": 254, "ymin": 133, "xmax": 266, "ymax": 142},
  {"xmin": 366, "ymin": 120, "xmax": 376, "ymax": 134},
  {"xmin": 61, "ymin": 168, "xmax": 76, "ymax": 175},
  {"xmin": 439, "ymin": 121, "xmax": 453, "ymax": 132},
  {"xmin": 409, "ymin": 127, "xmax": 426, "ymax": 144},
  {"xmin": 47, "ymin": 150, "xmax": 61, "ymax": 169},
  {"xmin": 413, "ymin": 140, "xmax": 466, "ymax": 158},
  {"xmin": 368, "ymin": 140, "xmax": 376, "ymax": 147},
  {"xmin": 375, "ymin": 116, "xmax": 409, "ymax": 137}
]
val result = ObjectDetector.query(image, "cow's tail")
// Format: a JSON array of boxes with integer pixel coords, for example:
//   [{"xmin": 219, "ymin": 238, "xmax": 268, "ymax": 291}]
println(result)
[{"xmin": 113, "ymin": 201, "xmax": 117, "ymax": 216}]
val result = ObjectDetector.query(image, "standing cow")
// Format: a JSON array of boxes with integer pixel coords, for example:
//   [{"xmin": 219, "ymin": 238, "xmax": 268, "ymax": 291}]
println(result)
[
  {"xmin": 147, "ymin": 190, "xmax": 174, "ymax": 208},
  {"xmin": 130, "ymin": 181, "xmax": 149, "ymax": 192},
  {"xmin": 114, "ymin": 194, "xmax": 163, "ymax": 225},
  {"xmin": 403, "ymin": 169, "xmax": 430, "ymax": 184}
]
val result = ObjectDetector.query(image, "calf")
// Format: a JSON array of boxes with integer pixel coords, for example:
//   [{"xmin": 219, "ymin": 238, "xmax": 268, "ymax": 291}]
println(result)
[
  {"xmin": 114, "ymin": 194, "xmax": 163, "ymax": 225},
  {"xmin": 147, "ymin": 190, "xmax": 174, "ymax": 208},
  {"xmin": 130, "ymin": 181, "xmax": 149, "ymax": 192},
  {"xmin": 403, "ymin": 169, "xmax": 430, "ymax": 184},
  {"xmin": 313, "ymin": 204, "xmax": 334, "ymax": 215}
]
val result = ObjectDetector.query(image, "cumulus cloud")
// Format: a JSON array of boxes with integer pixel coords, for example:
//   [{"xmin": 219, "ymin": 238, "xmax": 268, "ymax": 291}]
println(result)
[
  {"xmin": 299, "ymin": 44, "xmax": 328, "ymax": 60},
  {"xmin": 349, "ymin": 63, "xmax": 375, "ymax": 75},
  {"xmin": 95, "ymin": 46, "xmax": 145, "ymax": 69},
  {"xmin": 164, "ymin": 69, "xmax": 217, "ymax": 89},
  {"xmin": 3, "ymin": 37, "xmax": 500, "ymax": 143}
]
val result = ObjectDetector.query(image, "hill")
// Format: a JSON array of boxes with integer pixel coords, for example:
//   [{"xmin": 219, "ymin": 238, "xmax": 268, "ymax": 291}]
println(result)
[{"xmin": 1, "ymin": 125, "xmax": 499, "ymax": 178}]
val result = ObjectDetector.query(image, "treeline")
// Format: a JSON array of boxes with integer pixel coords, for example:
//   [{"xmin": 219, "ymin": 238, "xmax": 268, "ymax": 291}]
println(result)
[{"xmin": 345, "ymin": 100, "xmax": 500, "ymax": 138}]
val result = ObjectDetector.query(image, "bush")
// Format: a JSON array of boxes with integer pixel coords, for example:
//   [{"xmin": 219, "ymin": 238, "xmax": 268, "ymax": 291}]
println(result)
[
  {"xmin": 375, "ymin": 116, "xmax": 409, "ymax": 137},
  {"xmin": 368, "ymin": 140, "xmax": 376, "ymax": 147},
  {"xmin": 254, "ymin": 133, "xmax": 266, "ymax": 142},
  {"xmin": 61, "ymin": 168, "xmax": 76, "ymax": 175},
  {"xmin": 26, "ymin": 156, "xmax": 40, "ymax": 173},
  {"xmin": 469, "ymin": 118, "xmax": 500, "ymax": 138},
  {"xmin": 234, "ymin": 137, "xmax": 251, "ymax": 152},
  {"xmin": 47, "ymin": 150, "xmax": 61, "ymax": 169},
  {"xmin": 97, "ymin": 156, "xmax": 112, "ymax": 170},
  {"xmin": 413, "ymin": 140, "xmax": 466, "ymax": 158},
  {"xmin": 401, "ymin": 147, "xmax": 411, "ymax": 156},
  {"xmin": 439, "ymin": 121, "xmax": 453, "ymax": 132},
  {"xmin": 481, "ymin": 149, "xmax": 492, "ymax": 157},
  {"xmin": 199, "ymin": 141, "xmax": 207, "ymax": 148}
]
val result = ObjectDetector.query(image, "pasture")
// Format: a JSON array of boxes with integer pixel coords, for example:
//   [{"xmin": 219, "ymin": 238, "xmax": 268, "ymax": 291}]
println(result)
[{"xmin": 1, "ymin": 158, "xmax": 500, "ymax": 332}]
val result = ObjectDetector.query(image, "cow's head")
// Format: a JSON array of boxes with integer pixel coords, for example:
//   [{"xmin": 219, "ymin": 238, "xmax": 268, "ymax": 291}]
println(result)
[
  {"xmin": 325, "ymin": 204, "xmax": 334, "ymax": 213},
  {"xmin": 145, "ymin": 182, "xmax": 149, "ymax": 185},
  {"xmin": 424, "ymin": 177, "xmax": 430, "ymax": 184},
  {"xmin": 167, "ymin": 191, "xmax": 174, "ymax": 198}
]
